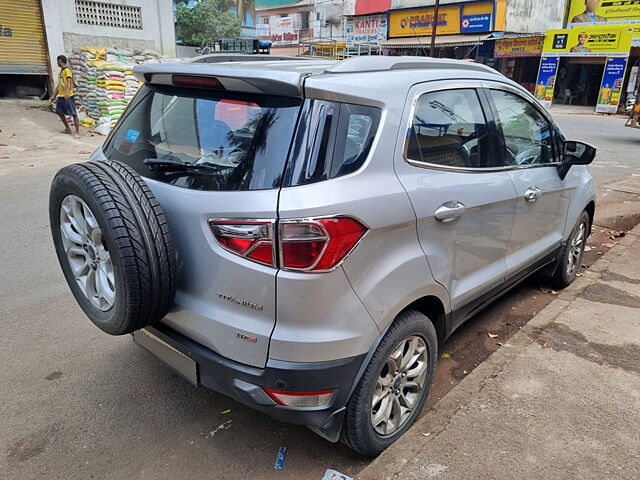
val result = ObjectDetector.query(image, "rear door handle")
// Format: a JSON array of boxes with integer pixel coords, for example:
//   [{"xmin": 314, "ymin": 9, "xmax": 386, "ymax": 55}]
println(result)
[
  {"xmin": 435, "ymin": 202, "xmax": 466, "ymax": 222},
  {"xmin": 524, "ymin": 187, "xmax": 542, "ymax": 203}
]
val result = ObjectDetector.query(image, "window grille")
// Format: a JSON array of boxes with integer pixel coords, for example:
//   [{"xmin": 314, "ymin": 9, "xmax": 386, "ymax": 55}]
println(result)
[{"xmin": 75, "ymin": 1, "xmax": 142, "ymax": 30}]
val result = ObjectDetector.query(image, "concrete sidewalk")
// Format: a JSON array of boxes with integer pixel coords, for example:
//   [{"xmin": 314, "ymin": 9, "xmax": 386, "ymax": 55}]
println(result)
[{"xmin": 359, "ymin": 226, "xmax": 640, "ymax": 480}]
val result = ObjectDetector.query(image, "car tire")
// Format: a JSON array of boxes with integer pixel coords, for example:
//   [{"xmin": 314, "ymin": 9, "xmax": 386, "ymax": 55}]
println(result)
[
  {"xmin": 341, "ymin": 310, "xmax": 438, "ymax": 457},
  {"xmin": 548, "ymin": 211, "xmax": 590, "ymax": 290},
  {"xmin": 49, "ymin": 160, "xmax": 177, "ymax": 335}
]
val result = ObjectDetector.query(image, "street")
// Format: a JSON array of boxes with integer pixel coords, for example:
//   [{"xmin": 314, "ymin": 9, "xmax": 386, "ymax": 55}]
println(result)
[{"xmin": 1, "ymin": 101, "xmax": 639, "ymax": 480}]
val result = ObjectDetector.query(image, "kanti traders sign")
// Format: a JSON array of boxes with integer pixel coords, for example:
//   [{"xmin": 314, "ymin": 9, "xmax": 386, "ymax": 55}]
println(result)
[
  {"xmin": 271, "ymin": 16, "xmax": 299, "ymax": 45},
  {"xmin": 346, "ymin": 15, "xmax": 388, "ymax": 44},
  {"xmin": 568, "ymin": 0, "xmax": 640, "ymax": 26}
]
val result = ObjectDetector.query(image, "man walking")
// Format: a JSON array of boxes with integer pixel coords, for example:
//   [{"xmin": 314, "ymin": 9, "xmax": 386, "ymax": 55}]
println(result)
[{"xmin": 49, "ymin": 55, "xmax": 80, "ymax": 139}]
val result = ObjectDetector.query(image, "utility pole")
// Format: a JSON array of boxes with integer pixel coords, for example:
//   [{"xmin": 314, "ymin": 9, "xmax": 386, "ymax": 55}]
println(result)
[{"xmin": 430, "ymin": 0, "xmax": 440, "ymax": 57}]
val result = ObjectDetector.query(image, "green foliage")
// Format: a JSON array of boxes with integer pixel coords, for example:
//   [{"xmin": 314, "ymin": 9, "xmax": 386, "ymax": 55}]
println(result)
[{"xmin": 175, "ymin": 0, "xmax": 242, "ymax": 47}]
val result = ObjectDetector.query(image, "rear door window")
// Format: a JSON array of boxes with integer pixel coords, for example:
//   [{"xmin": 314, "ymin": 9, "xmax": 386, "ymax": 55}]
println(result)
[
  {"xmin": 406, "ymin": 89, "xmax": 492, "ymax": 169},
  {"xmin": 103, "ymin": 85, "xmax": 301, "ymax": 191}
]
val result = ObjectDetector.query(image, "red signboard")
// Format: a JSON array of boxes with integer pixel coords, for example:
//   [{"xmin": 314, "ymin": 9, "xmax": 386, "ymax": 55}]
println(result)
[{"xmin": 355, "ymin": 0, "xmax": 391, "ymax": 16}]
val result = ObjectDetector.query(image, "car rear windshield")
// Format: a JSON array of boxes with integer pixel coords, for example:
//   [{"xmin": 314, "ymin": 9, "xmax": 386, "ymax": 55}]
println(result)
[{"xmin": 102, "ymin": 84, "xmax": 302, "ymax": 191}]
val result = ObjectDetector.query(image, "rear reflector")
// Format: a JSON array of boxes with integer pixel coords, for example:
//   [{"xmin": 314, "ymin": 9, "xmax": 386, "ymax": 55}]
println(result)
[
  {"xmin": 172, "ymin": 75, "xmax": 225, "ymax": 90},
  {"xmin": 263, "ymin": 388, "xmax": 334, "ymax": 408}
]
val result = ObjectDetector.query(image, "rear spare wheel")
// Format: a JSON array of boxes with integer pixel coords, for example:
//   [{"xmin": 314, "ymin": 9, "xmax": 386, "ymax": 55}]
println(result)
[{"xmin": 49, "ymin": 160, "xmax": 177, "ymax": 335}]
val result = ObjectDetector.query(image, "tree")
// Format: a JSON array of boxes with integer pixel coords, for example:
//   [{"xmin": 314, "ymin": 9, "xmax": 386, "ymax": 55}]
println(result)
[{"xmin": 175, "ymin": 0, "xmax": 242, "ymax": 47}]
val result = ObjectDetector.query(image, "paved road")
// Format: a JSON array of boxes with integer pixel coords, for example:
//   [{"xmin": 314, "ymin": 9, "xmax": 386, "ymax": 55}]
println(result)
[{"xmin": 1, "ymin": 102, "xmax": 638, "ymax": 480}]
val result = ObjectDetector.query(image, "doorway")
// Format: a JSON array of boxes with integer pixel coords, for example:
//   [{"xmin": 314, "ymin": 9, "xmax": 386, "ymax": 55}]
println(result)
[{"xmin": 554, "ymin": 57, "xmax": 605, "ymax": 106}]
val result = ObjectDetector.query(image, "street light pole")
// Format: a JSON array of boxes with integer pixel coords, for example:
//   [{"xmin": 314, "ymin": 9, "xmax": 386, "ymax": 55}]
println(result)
[{"xmin": 430, "ymin": 0, "xmax": 440, "ymax": 57}]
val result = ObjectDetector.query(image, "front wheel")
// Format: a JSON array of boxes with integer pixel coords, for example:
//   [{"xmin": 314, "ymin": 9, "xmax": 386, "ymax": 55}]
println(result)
[
  {"xmin": 548, "ymin": 211, "xmax": 590, "ymax": 290},
  {"xmin": 341, "ymin": 310, "xmax": 438, "ymax": 456}
]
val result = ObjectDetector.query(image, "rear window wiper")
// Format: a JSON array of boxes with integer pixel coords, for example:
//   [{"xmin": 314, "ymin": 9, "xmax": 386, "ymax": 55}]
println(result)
[{"xmin": 143, "ymin": 157, "xmax": 219, "ymax": 172}]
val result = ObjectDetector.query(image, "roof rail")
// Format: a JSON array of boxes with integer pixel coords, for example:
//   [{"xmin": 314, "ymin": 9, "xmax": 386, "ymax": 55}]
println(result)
[
  {"xmin": 188, "ymin": 54, "xmax": 313, "ymax": 64},
  {"xmin": 324, "ymin": 56, "xmax": 498, "ymax": 75}
]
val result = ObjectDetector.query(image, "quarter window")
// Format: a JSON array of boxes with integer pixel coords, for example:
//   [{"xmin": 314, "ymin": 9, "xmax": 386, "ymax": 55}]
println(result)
[
  {"xmin": 489, "ymin": 90, "xmax": 555, "ymax": 166},
  {"xmin": 407, "ymin": 89, "xmax": 491, "ymax": 169}
]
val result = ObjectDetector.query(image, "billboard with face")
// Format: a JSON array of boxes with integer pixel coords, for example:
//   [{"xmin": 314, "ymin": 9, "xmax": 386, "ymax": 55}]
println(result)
[{"xmin": 568, "ymin": 0, "xmax": 640, "ymax": 26}]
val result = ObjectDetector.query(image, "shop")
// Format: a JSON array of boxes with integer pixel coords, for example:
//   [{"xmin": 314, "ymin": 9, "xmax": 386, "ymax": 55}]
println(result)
[
  {"xmin": 380, "ymin": 0, "xmax": 503, "ymax": 61},
  {"xmin": 494, "ymin": 35, "xmax": 544, "ymax": 94},
  {"xmin": 535, "ymin": 26, "xmax": 634, "ymax": 113}
]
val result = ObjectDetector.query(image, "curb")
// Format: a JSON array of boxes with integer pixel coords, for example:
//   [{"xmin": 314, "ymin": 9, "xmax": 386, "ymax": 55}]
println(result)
[{"xmin": 356, "ymin": 223, "xmax": 640, "ymax": 480}]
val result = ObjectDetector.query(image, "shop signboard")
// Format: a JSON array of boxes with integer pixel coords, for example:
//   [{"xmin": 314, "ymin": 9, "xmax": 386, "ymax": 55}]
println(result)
[
  {"xmin": 345, "ymin": 15, "xmax": 388, "ymax": 44},
  {"xmin": 495, "ymin": 36, "xmax": 544, "ymax": 58},
  {"xmin": 596, "ymin": 57, "xmax": 629, "ymax": 113},
  {"xmin": 568, "ymin": 0, "xmax": 640, "ymax": 26},
  {"xmin": 271, "ymin": 16, "xmax": 298, "ymax": 45},
  {"xmin": 542, "ymin": 26, "xmax": 633, "ymax": 57},
  {"xmin": 461, "ymin": 14, "xmax": 491, "ymax": 33},
  {"xmin": 388, "ymin": 1, "xmax": 494, "ymax": 38},
  {"xmin": 534, "ymin": 56, "xmax": 560, "ymax": 108}
]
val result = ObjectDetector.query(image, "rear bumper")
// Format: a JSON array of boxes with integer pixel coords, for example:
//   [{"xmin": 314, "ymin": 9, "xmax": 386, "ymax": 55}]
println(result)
[{"xmin": 137, "ymin": 324, "xmax": 365, "ymax": 441}]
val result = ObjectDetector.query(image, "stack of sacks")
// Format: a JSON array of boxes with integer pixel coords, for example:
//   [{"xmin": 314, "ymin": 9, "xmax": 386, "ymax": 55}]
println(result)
[
  {"xmin": 124, "ymin": 70, "xmax": 140, "ymax": 103},
  {"xmin": 96, "ymin": 62, "xmax": 128, "ymax": 127}
]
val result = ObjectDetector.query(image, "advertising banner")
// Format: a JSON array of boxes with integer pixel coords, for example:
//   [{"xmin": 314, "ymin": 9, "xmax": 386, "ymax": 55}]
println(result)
[
  {"xmin": 271, "ymin": 16, "xmax": 298, "ymax": 45},
  {"xmin": 542, "ymin": 26, "xmax": 633, "ymax": 57},
  {"xmin": 596, "ymin": 57, "xmax": 628, "ymax": 113},
  {"xmin": 534, "ymin": 56, "xmax": 560, "ymax": 108},
  {"xmin": 568, "ymin": 0, "xmax": 640, "ymax": 26},
  {"xmin": 388, "ymin": 1, "xmax": 494, "ymax": 38},
  {"xmin": 495, "ymin": 36, "xmax": 544, "ymax": 57},
  {"xmin": 345, "ymin": 15, "xmax": 388, "ymax": 44}
]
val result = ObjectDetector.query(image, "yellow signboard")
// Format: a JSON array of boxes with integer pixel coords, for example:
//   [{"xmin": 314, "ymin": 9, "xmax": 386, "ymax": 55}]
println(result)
[
  {"xmin": 568, "ymin": 0, "xmax": 640, "ymax": 26},
  {"xmin": 495, "ymin": 36, "xmax": 544, "ymax": 57},
  {"xmin": 388, "ymin": 1, "xmax": 494, "ymax": 38},
  {"xmin": 542, "ymin": 26, "xmax": 633, "ymax": 56}
]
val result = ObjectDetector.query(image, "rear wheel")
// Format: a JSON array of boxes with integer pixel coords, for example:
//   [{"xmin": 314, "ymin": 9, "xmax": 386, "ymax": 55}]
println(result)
[
  {"xmin": 49, "ymin": 160, "xmax": 177, "ymax": 335},
  {"xmin": 341, "ymin": 310, "xmax": 437, "ymax": 456}
]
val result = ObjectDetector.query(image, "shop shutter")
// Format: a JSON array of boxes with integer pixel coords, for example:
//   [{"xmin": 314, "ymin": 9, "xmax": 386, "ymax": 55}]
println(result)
[{"xmin": 0, "ymin": 0, "xmax": 49, "ymax": 75}]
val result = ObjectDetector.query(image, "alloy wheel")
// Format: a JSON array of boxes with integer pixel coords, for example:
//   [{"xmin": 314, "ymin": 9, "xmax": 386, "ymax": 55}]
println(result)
[
  {"xmin": 59, "ymin": 195, "xmax": 115, "ymax": 311},
  {"xmin": 567, "ymin": 220, "xmax": 587, "ymax": 278},
  {"xmin": 371, "ymin": 335, "xmax": 429, "ymax": 437}
]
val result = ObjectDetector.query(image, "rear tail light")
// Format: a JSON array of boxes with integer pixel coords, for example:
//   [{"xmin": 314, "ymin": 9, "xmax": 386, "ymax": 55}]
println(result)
[
  {"xmin": 209, "ymin": 216, "xmax": 367, "ymax": 272},
  {"xmin": 209, "ymin": 221, "xmax": 275, "ymax": 267},
  {"xmin": 280, "ymin": 217, "xmax": 368, "ymax": 272},
  {"xmin": 263, "ymin": 388, "xmax": 334, "ymax": 408}
]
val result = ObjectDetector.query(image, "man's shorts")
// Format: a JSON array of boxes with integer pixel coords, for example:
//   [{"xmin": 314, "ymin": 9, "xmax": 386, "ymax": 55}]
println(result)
[{"xmin": 56, "ymin": 96, "xmax": 77, "ymax": 116}]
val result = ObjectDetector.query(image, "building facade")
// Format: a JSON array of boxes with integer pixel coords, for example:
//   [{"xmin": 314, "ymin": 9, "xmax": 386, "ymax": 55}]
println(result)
[
  {"xmin": 535, "ymin": 0, "xmax": 640, "ymax": 113},
  {"xmin": 0, "ymin": 0, "xmax": 175, "ymax": 93}
]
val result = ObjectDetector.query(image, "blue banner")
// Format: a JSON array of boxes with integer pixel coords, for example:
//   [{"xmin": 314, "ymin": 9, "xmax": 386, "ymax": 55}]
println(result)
[
  {"xmin": 597, "ymin": 57, "xmax": 629, "ymax": 113},
  {"xmin": 461, "ymin": 14, "xmax": 492, "ymax": 33},
  {"xmin": 534, "ymin": 56, "xmax": 560, "ymax": 108}
]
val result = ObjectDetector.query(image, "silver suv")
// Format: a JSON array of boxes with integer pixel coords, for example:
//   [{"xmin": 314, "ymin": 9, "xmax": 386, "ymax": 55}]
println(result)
[{"xmin": 49, "ymin": 56, "xmax": 596, "ymax": 456}]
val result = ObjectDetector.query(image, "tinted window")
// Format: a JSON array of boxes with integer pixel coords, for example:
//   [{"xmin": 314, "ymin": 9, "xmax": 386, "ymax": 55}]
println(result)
[
  {"xmin": 489, "ymin": 90, "xmax": 555, "ymax": 166},
  {"xmin": 102, "ymin": 85, "xmax": 301, "ymax": 191},
  {"xmin": 407, "ymin": 89, "xmax": 491, "ymax": 168},
  {"xmin": 284, "ymin": 100, "xmax": 381, "ymax": 186}
]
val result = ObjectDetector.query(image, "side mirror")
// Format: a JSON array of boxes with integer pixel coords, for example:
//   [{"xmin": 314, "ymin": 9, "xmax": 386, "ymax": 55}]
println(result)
[{"xmin": 562, "ymin": 141, "xmax": 596, "ymax": 165}]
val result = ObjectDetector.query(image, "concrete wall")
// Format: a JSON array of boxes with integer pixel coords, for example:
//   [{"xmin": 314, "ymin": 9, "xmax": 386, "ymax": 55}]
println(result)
[
  {"xmin": 176, "ymin": 45, "xmax": 199, "ymax": 58},
  {"xmin": 42, "ymin": 0, "xmax": 175, "ymax": 76},
  {"xmin": 504, "ymin": 0, "xmax": 565, "ymax": 33}
]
